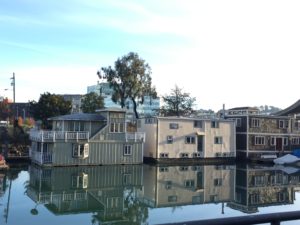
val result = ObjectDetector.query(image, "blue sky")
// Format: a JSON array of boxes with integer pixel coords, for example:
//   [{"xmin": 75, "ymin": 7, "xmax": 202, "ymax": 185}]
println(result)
[{"xmin": 1, "ymin": 0, "xmax": 300, "ymax": 111}]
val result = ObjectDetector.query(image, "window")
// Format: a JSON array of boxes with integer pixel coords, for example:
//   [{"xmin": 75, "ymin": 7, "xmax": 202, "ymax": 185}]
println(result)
[
  {"xmin": 214, "ymin": 178, "xmax": 222, "ymax": 186},
  {"xmin": 180, "ymin": 153, "xmax": 189, "ymax": 158},
  {"xmin": 167, "ymin": 135, "xmax": 173, "ymax": 144},
  {"xmin": 279, "ymin": 120, "xmax": 289, "ymax": 129},
  {"xmin": 292, "ymin": 138, "xmax": 300, "ymax": 145},
  {"xmin": 185, "ymin": 180, "xmax": 195, "ymax": 188},
  {"xmin": 193, "ymin": 152, "xmax": 202, "ymax": 158},
  {"xmin": 123, "ymin": 145, "xmax": 132, "ymax": 156},
  {"xmin": 283, "ymin": 137, "xmax": 288, "ymax": 146},
  {"xmin": 255, "ymin": 136, "xmax": 265, "ymax": 145},
  {"xmin": 185, "ymin": 136, "xmax": 195, "ymax": 144},
  {"xmin": 165, "ymin": 181, "xmax": 172, "ymax": 189},
  {"xmin": 194, "ymin": 120, "xmax": 202, "ymax": 128},
  {"xmin": 214, "ymin": 137, "xmax": 223, "ymax": 144},
  {"xmin": 70, "ymin": 121, "xmax": 84, "ymax": 131},
  {"xmin": 72, "ymin": 143, "xmax": 89, "ymax": 158},
  {"xmin": 71, "ymin": 173, "xmax": 88, "ymax": 189},
  {"xmin": 271, "ymin": 137, "xmax": 276, "ymax": 146},
  {"xmin": 110, "ymin": 122, "xmax": 125, "ymax": 133},
  {"xmin": 160, "ymin": 153, "xmax": 169, "ymax": 158},
  {"xmin": 168, "ymin": 195, "xmax": 177, "ymax": 202},
  {"xmin": 169, "ymin": 123, "xmax": 179, "ymax": 129},
  {"xmin": 251, "ymin": 118, "xmax": 260, "ymax": 127},
  {"xmin": 159, "ymin": 167, "xmax": 169, "ymax": 172},
  {"xmin": 179, "ymin": 166, "xmax": 189, "ymax": 171},
  {"xmin": 249, "ymin": 194, "xmax": 260, "ymax": 204},
  {"xmin": 211, "ymin": 121, "xmax": 219, "ymax": 128},
  {"xmin": 233, "ymin": 118, "xmax": 241, "ymax": 127}
]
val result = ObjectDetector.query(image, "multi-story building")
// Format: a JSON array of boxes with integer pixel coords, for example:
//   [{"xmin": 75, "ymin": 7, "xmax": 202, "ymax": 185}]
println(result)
[
  {"xmin": 29, "ymin": 108, "xmax": 145, "ymax": 166},
  {"xmin": 87, "ymin": 82, "xmax": 160, "ymax": 116},
  {"xmin": 61, "ymin": 94, "xmax": 83, "ymax": 114},
  {"xmin": 137, "ymin": 117, "xmax": 236, "ymax": 161},
  {"xmin": 225, "ymin": 107, "xmax": 300, "ymax": 160}
]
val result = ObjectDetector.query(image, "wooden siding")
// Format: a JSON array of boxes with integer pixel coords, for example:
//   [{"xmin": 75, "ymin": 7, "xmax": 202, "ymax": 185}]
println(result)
[{"xmin": 51, "ymin": 141, "xmax": 143, "ymax": 166}]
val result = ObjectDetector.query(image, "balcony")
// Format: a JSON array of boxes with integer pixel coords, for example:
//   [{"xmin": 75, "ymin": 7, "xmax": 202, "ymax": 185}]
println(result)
[
  {"xmin": 125, "ymin": 132, "xmax": 145, "ymax": 142},
  {"xmin": 31, "ymin": 151, "xmax": 53, "ymax": 164},
  {"xmin": 30, "ymin": 130, "xmax": 89, "ymax": 142}
]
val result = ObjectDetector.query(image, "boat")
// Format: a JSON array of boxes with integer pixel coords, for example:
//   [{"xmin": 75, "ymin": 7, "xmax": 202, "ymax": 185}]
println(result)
[{"xmin": 273, "ymin": 154, "xmax": 300, "ymax": 165}]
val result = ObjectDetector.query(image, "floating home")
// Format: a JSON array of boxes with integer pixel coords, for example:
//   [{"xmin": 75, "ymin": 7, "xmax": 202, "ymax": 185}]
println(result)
[
  {"xmin": 225, "ymin": 107, "xmax": 300, "ymax": 160},
  {"xmin": 137, "ymin": 117, "xmax": 236, "ymax": 162},
  {"xmin": 29, "ymin": 108, "xmax": 145, "ymax": 166}
]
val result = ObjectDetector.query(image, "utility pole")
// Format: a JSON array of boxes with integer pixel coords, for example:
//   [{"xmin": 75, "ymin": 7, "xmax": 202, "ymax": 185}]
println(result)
[{"xmin": 10, "ymin": 73, "xmax": 15, "ymax": 103}]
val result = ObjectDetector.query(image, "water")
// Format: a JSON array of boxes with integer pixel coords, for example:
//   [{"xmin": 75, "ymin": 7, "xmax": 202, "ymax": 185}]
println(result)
[{"xmin": 1, "ymin": 163, "xmax": 300, "ymax": 225}]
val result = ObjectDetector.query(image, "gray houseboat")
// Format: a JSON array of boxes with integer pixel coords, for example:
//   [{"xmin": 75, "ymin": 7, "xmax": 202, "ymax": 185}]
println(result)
[{"xmin": 29, "ymin": 108, "xmax": 145, "ymax": 166}]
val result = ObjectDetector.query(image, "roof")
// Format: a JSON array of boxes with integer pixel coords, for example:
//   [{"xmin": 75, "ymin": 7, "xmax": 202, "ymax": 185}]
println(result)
[
  {"xmin": 274, "ymin": 99, "xmax": 300, "ymax": 116},
  {"xmin": 48, "ymin": 113, "xmax": 106, "ymax": 121},
  {"xmin": 228, "ymin": 106, "xmax": 259, "ymax": 111},
  {"xmin": 95, "ymin": 107, "xmax": 126, "ymax": 113}
]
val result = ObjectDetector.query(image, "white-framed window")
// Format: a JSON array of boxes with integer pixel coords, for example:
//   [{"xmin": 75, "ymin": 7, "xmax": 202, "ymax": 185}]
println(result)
[
  {"xmin": 72, "ymin": 143, "xmax": 89, "ymax": 158},
  {"xmin": 168, "ymin": 195, "xmax": 177, "ymax": 202},
  {"xmin": 214, "ymin": 136, "xmax": 223, "ymax": 144},
  {"xmin": 255, "ymin": 136, "xmax": 265, "ymax": 145},
  {"xmin": 211, "ymin": 121, "xmax": 219, "ymax": 128},
  {"xmin": 180, "ymin": 153, "xmax": 189, "ymax": 158},
  {"xmin": 233, "ymin": 118, "xmax": 242, "ymax": 127},
  {"xmin": 283, "ymin": 137, "xmax": 288, "ymax": 146},
  {"xmin": 251, "ymin": 118, "xmax": 260, "ymax": 127},
  {"xmin": 194, "ymin": 120, "xmax": 202, "ymax": 128},
  {"xmin": 110, "ymin": 122, "xmax": 125, "ymax": 133},
  {"xmin": 271, "ymin": 137, "xmax": 276, "ymax": 146},
  {"xmin": 167, "ymin": 135, "xmax": 173, "ymax": 144},
  {"xmin": 279, "ymin": 120, "xmax": 289, "ymax": 129},
  {"xmin": 184, "ymin": 179, "xmax": 195, "ymax": 188},
  {"xmin": 292, "ymin": 138, "xmax": 300, "ymax": 145},
  {"xmin": 165, "ymin": 181, "xmax": 172, "ymax": 189},
  {"xmin": 123, "ymin": 145, "xmax": 132, "ymax": 156},
  {"xmin": 185, "ymin": 136, "xmax": 195, "ymax": 144},
  {"xmin": 71, "ymin": 173, "xmax": 88, "ymax": 189},
  {"xmin": 169, "ymin": 123, "xmax": 179, "ymax": 129},
  {"xmin": 214, "ymin": 178, "xmax": 222, "ymax": 186},
  {"xmin": 160, "ymin": 153, "xmax": 169, "ymax": 158},
  {"xmin": 249, "ymin": 194, "xmax": 260, "ymax": 204},
  {"xmin": 70, "ymin": 121, "xmax": 85, "ymax": 131}
]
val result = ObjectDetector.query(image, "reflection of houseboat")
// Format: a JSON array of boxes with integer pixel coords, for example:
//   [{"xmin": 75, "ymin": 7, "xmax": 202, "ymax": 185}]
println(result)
[
  {"xmin": 26, "ymin": 165, "xmax": 145, "ymax": 224},
  {"xmin": 137, "ymin": 117, "xmax": 236, "ymax": 162},
  {"xmin": 29, "ymin": 108, "xmax": 145, "ymax": 166},
  {"xmin": 0, "ymin": 172, "xmax": 6, "ymax": 197},
  {"xmin": 225, "ymin": 107, "xmax": 300, "ymax": 160},
  {"xmin": 141, "ymin": 164, "xmax": 235, "ymax": 208},
  {"xmin": 227, "ymin": 164, "xmax": 300, "ymax": 213}
]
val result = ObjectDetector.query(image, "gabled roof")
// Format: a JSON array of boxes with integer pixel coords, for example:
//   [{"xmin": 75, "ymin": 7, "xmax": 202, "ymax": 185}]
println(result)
[
  {"xmin": 95, "ymin": 107, "xmax": 126, "ymax": 113},
  {"xmin": 48, "ymin": 113, "xmax": 106, "ymax": 121},
  {"xmin": 274, "ymin": 99, "xmax": 300, "ymax": 116}
]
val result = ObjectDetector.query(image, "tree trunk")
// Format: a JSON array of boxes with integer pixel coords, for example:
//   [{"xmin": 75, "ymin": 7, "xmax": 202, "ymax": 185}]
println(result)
[{"xmin": 131, "ymin": 98, "xmax": 139, "ymax": 119}]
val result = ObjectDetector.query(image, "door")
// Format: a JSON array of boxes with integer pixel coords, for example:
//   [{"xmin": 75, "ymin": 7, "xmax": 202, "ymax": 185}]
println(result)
[{"xmin": 276, "ymin": 138, "xmax": 283, "ymax": 151}]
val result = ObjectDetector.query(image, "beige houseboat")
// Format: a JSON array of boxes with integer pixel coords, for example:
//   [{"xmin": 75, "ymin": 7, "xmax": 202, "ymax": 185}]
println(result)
[{"xmin": 137, "ymin": 117, "xmax": 236, "ymax": 162}]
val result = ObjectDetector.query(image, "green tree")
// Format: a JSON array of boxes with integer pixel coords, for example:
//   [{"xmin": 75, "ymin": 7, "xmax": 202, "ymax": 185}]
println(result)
[
  {"xmin": 30, "ymin": 92, "xmax": 71, "ymax": 128},
  {"xmin": 81, "ymin": 92, "xmax": 104, "ymax": 113},
  {"xmin": 160, "ymin": 85, "xmax": 196, "ymax": 117},
  {"xmin": 99, "ymin": 52, "xmax": 157, "ymax": 119}
]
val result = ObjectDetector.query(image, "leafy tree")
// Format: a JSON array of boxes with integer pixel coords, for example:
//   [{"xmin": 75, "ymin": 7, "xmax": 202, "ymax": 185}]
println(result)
[
  {"xmin": 0, "ymin": 98, "xmax": 12, "ymax": 120},
  {"xmin": 160, "ymin": 85, "xmax": 196, "ymax": 117},
  {"xmin": 99, "ymin": 52, "xmax": 157, "ymax": 119},
  {"xmin": 30, "ymin": 92, "xmax": 71, "ymax": 128},
  {"xmin": 81, "ymin": 92, "xmax": 104, "ymax": 113}
]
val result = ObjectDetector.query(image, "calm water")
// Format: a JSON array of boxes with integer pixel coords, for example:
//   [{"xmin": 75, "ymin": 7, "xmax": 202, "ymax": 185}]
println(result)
[{"xmin": 1, "ymin": 163, "xmax": 300, "ymax": 225}]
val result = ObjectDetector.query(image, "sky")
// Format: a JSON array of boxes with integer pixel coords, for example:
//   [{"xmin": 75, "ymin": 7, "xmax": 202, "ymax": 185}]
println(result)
[{"xmin": 0, "ymin": 0, "xmax": 300, "ymax": 111}]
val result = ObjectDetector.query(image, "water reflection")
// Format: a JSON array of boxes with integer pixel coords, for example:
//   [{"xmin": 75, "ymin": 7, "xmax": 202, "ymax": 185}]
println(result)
[{"xmin": 18, "ymin": 163, "xmax": 300, "ymax": 224}]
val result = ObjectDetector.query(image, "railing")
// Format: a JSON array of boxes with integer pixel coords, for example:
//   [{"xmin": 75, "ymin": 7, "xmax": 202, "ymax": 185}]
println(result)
[
  {"xmin": 31, "ymin": 151, "xmax": 52, "ymax": 164},
  {"xmin": 125, "ymin": 132, "xmax": 145, "ymax": 142},
  {"xmin": 156, "ymin": 210, "xmax": 300, "ymax": 225},
  {"xmin": 30, "ymin": 130, "xmax": 89, "ymax": 142}
]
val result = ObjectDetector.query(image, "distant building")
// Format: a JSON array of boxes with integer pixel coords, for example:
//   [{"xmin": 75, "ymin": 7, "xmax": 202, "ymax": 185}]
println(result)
[
  {"xmin": 87, "ymin": 82, "xmax": 160, "ymax": 116},
  {"xmin": 9, "ymin": 102, "xmax": 31, "ymax": 119},
  {"xmin": 61, "ymin": 94, "xmax": 83, "ymax": 114}
]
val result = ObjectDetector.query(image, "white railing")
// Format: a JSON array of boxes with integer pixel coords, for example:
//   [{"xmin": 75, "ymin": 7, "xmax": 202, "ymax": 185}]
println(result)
[
  {"xmin": 31, "ymin": 151, "xmax": 53, "ymax": 164},
  {"xmin": 30, "ymin": 130, "xmax": 89, "ymax": 142},
  {"xmin": 125, "ymin": 132, "xmax": 145, "ymax": 142}
]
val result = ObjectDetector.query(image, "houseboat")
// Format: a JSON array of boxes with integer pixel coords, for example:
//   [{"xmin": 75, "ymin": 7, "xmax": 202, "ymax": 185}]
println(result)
[
  {"xmin": 137, "ymin": 116, "xmax": 236, "ymax": 162},
  {"xmin": 29, "ymin": 108, "xmax": 145, "ymax": 166},
  {"xmin": 225, "ymin": 107, "xmax": 300, "ymax": 160}
]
